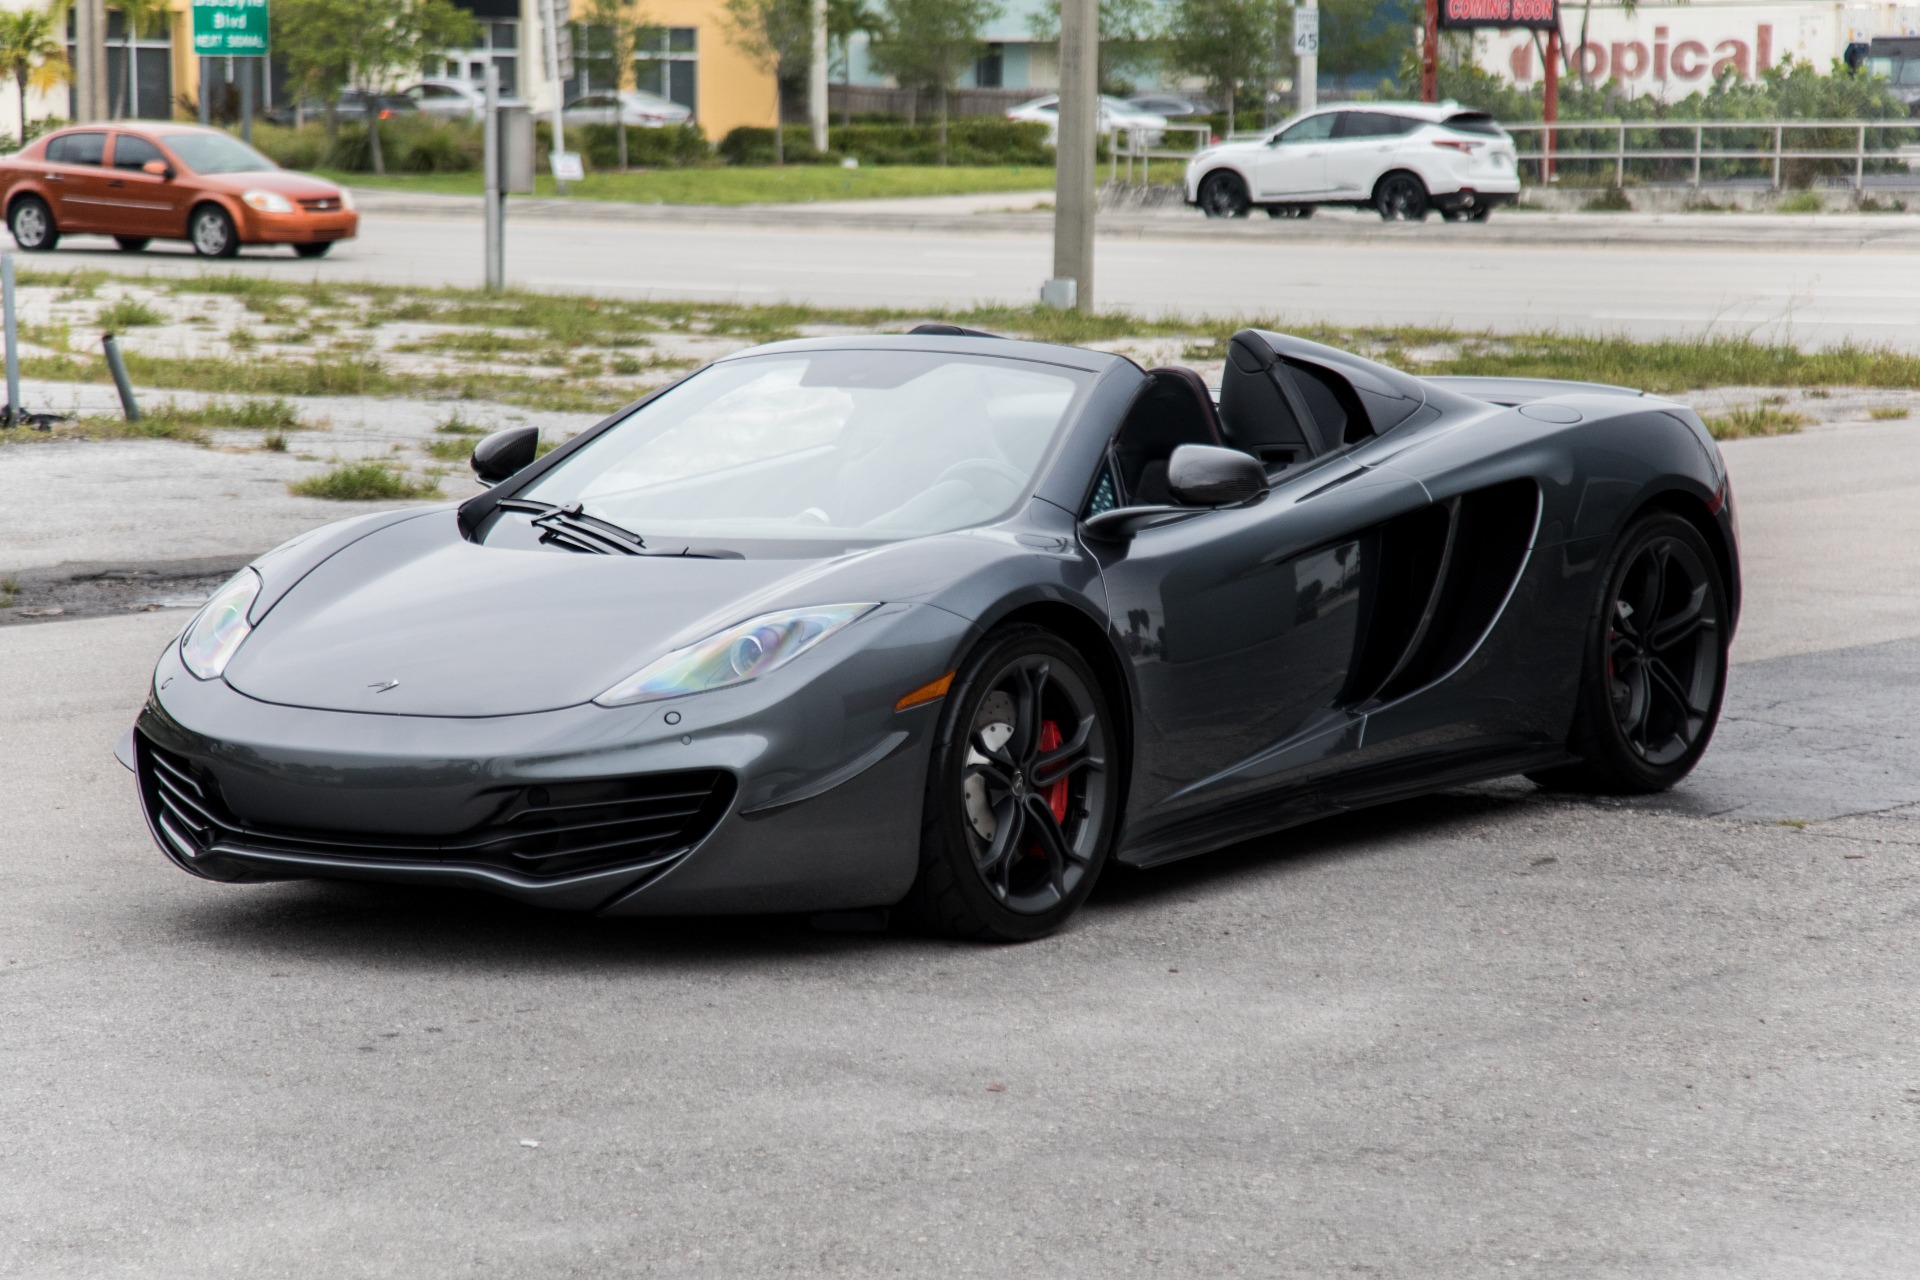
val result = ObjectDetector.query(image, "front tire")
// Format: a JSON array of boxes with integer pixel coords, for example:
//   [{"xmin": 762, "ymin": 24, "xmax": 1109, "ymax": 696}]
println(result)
[
  {"xmin": 905, "ymin": 625, "xmax": 1120, "ymax": 942},
  {"xmin": 1374, "ymin": 172, "xmax": 1430, "ymax": 222},
  {"xmin": 189, "ymin": 204, "xmax": 239, "ymax": 258},
  {"xmin": 9, "ymin": 196, "xmax": 57, "ymax": 251},
  {"xmin": 1198, "ymin": 171, "xmax": 1251, "ymax": 219},
  {"xmin": 1529, "ymin": 513, "xmax": 1728, "ymax": 794}
]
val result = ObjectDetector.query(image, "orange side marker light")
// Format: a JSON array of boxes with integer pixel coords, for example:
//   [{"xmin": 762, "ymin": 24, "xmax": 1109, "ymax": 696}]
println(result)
[{"xmin": 894, "ymin": 671, "xmax": 955, "ymax": 712}]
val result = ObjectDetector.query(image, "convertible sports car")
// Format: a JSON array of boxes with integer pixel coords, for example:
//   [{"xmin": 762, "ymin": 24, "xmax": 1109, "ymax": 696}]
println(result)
[{"xmin": 124, "ymin": 329, "xmax": 1739, "ymax": 941}]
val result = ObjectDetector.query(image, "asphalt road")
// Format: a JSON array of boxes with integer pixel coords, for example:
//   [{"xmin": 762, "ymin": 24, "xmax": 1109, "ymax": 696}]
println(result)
[
  {"xmin": 5, "ymin": 415, "xmax": 1920, "ymax": 1275},
  {"xmin": 15, "ymin": 202, "xmax": 1920, "ymax": 348}
]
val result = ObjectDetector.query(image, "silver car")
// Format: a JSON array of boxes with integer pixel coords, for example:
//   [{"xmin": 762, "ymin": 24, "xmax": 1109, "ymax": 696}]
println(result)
[{"xmin": 562, "ymin": 90, "xmax": 694, "ymax": 128}]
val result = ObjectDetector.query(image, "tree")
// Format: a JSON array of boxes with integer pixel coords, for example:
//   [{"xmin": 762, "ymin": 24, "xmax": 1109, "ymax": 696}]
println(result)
[
  {"xmin": 1317, "ymin": 0, "xmax": 1417, "ymax": 85},
  {"xmin": 723, "ymin": 0, "xmax": 812, "ymax": 164},
  {"xmin": 867, "ymin": 0, "xmax": 999, "ymax": 162},
  {"xmin": 1025, "ymin": 0, "xmax": 1157, "ymax": 94},
  {"xmin": 1160, "ymin": 0, "xmax": 1287, "ymax": 134},
  {"xmin": 276, "ymin": 0, "xmax": 476, "ymax": 172},
  {"xmin": 827, "ymin": 0, "xmax": 875, "ymax": 127},
  {"xmin": 0, "ymin": 5, "xmax": 66, "ymax": 142},
  {"xmin": 583, "ymin": 0, "xmax": 649, "ymax": 170}
]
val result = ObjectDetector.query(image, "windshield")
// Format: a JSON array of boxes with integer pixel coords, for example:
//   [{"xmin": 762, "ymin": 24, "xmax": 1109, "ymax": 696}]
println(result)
[
  {"xmin": 165, "ymin": 132, "xmax": 276, "ymax": 174},
  {"xmin": 515, "ymin": 349, "xmax": 1090, "ymax": 548}
]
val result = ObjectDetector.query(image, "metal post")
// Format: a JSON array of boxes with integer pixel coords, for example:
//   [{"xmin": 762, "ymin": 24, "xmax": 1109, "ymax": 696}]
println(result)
[
  {"xmin": 1542, "ymin": 29, "xmax": 1558, "ymax": 181},
  {"xmin": 1772, "ymin": 124, "xmax": 1782, "ymax": 188},
  {"xmin": 809, "ymin": 0, "xmax": 828, "ymax": 154},
  {"xmin": 543, "ymin": 0, "xmax": 568, "ymax": 193},
  {"xmin": 1856, "ymin": 123, "xmax": 1866, "ymax": 192},
  {"xmin": 102, "ymin": 334, "xmax": 140, "ymax": 421},
  {"xmin": 1616, "ymin": 122, "xmax": 1625, "ymax": 188},
  {"xmin": 2, "ymin": 253, "xmax": 18, "ymax": 429},
  {"xmin": 198, "ymin": 58, "xmax": 210, "ymax": 125},
  {"xmin": 1420, "ymin": 0, "xmax": 1438, "ymax": 103},
  {"xmin": 483, "ymin": 64, "xmax": 504, "ymax": 291},
  {"xmin": 1692, "ymin": 124, "xmax": 1701, "ymax": 187},
  {"xmin": 240, "ymin": 58, "xmax": 254, "ymax": 144},
  {"xmin": 1296, "ymin": 0, "xmax": 1318, "ymax": 114},
  {"xmin": 1050, "ymin": 0, "xmax": 1097, "ymax": 311}
]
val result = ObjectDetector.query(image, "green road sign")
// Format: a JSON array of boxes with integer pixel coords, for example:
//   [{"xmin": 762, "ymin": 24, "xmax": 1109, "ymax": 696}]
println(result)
[{"xmin": 192, "ymin": 0, "xmax": 269, "ymax": 56}]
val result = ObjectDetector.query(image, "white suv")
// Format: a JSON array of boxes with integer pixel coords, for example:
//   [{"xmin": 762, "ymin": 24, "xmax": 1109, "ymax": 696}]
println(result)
[{"xmin": 1184, "ymin": 102, "xmax": 1520, "ymax": 223}]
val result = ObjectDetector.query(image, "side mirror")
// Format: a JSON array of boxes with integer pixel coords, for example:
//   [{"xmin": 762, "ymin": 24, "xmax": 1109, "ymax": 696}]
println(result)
[
  {"xmin": 142, "ymin": 159, "xmax": 172, "ymax": 179},
  {"xmin": 1167, "ymin": 444, "xmax": 1267, "ymax": 507},
  {"xmin": 470, "ymin": 426, "xmax": 539, "ymax": 485}
]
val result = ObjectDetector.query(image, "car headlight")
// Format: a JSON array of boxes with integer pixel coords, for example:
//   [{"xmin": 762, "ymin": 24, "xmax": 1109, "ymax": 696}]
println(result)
[
  {"xmin": 242, "ymin": 190, "xmax": 295, "ymax": 213},
  {"xmin": 594, "ymin": 603, "xmax": 876, "ymax": 707},
  {"xmin": 180, "ymin": 569, "xmax": 262, "ymax": 680},
  {"xmin": 337, "ymin": 187, "xmax": 355, "ymax": 212}
]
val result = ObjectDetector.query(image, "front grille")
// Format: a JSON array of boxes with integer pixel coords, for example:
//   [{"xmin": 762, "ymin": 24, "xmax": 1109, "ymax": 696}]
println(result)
[
  {"xmin": 138, "ymin": 737, "xmax": 735, "ymax": 881},
  {"xmin": 297, "ymin": 197, "xmax": 342, "ymax": 212}
]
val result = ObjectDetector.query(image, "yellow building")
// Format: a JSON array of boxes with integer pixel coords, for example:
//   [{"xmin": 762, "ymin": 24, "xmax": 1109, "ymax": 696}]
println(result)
[{"xmin": 5, "ymin": 0, "xmax": 776, "ymax": 145}]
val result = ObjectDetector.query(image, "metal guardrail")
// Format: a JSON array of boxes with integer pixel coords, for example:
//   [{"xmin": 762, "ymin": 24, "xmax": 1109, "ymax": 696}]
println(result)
[
  {"xmin": 1505, "ymin": 119, "xmax": 1920, "ymax": 189},
  {"xmin": 1108, "ymin": 123, "xmax": 1217, "ymax": 186}
]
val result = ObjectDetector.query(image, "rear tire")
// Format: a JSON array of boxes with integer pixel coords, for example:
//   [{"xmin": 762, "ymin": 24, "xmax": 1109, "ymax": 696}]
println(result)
[
  {"xmin": 1198, "ymin": 171, "xmax": 1251, "ymax": 219},
  {"xmin": 1374, "ymin": 172, "xmax": 1430, "ymax": 222},
  {"xmin": 903, "ymin": 625, "xmax": 1120, "ymax": 942},
  {"xmin": 189, "ymin": 204, "xmax": 239, "ymax": 258},
  {"xmin": 114, "ymin": 236, "xmax": 150, "ymax": 252},
  {"xmin": 9, "ymin": 195, "xmax": 57, "ymax": 251},
  {"xmin": 1528, "ymin": 513, "xmax": 1729, "ymax": 794},
  {"xmin": 293, "ymin": 242, "xmax": 332, "ymax": 259}
]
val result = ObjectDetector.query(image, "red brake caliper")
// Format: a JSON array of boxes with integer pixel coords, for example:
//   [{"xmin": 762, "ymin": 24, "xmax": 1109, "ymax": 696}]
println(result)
[{"xmin": 1025, "ymin": 723, "xmax": 1071, "ymax": 859}]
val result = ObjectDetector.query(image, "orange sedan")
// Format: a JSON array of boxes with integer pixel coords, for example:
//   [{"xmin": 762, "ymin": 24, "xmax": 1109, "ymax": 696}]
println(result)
[{"xmin": 0, "ymin": 122, "xmax": 357, "ymax": 259}]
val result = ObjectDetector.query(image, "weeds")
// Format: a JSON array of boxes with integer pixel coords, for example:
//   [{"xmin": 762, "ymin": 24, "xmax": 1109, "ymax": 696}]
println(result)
[
  {"xmin": 1775, "ymin": 191, "xmax": 1824, "ymax": 214},
  {"xmin": 262, "ymin": 430, "xmax": 288, "ymax": 452},
  {"xmin": 1869, "ymin": 406, "xmax": 1910, "ymax": 420},
  {"xmin": 422, "ymin": 437, "xmax": 475, "ymax": 461},
  {"xmin": 98, "ymin": 298, "xmax": 165, "ymax": 329},
  {"xmin": 289, "ymin": 462, "xmax": 440, "ymax": 500},
  {"xmin": 1703, "ymin": 402, "xmax": 1812, "ymax": 439},
  {"xmin": 435, "ymin": 410, "xmax": 485, "ymax": 435},
  {"xmin": 1583, "ymin": 187, "xmax": 1633, "ymax": 212}
]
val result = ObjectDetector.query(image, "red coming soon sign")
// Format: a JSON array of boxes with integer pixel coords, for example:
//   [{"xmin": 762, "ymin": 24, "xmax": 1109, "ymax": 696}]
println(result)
[{"xmin": 1439, "ymin": 0, "xmax": 1559, "ymax": 31}]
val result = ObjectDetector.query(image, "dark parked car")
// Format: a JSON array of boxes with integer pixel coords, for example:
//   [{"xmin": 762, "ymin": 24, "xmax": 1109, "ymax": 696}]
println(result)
[{"xmin": 126, "ymin": 328, "xmax": 1738, "ymax": 940}]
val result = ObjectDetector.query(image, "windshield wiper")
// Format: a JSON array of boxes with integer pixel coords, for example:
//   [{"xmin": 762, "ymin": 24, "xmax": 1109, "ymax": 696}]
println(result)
[{"xmin": 494, "ymin": 499, "xmax": 740, "ymax": 558}]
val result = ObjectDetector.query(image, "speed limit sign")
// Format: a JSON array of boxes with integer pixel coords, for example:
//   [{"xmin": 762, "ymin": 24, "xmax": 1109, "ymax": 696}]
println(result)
[{"xmin": 1292, "ymin": 7, "xmax": 1319, "ymax": 55}]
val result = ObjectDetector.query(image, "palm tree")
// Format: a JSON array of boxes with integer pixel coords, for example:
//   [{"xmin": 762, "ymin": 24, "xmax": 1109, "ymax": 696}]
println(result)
[{"xmin": 0, "ymin": 6, "xmax": 67, "ymax": 142}]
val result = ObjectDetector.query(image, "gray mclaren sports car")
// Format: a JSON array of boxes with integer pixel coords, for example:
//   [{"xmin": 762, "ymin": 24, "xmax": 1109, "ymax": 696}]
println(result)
[{"xmin": 124, "ymin": 327, "xmax": 1739, "ymax": 940}]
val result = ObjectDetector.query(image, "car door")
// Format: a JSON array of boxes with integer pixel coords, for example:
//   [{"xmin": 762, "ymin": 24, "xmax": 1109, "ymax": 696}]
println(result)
[
  {"xmin": 102, "ymin": 134, "xmax": 188, "ymax": 239},
  {"xmin": 1251, "ymin": 112, "xmax": 1336, "ymax": 199},
  {"xmin": 1096, "ymin": 452, "xmax": 1431, "ymax": 832},
  {"xmin": 39, "ymin": 131, "xmax": 113, "ymax": 231},
  {"xmin": 1322, "ymin": 111, "xmax": 1414, "ymax": 198}
]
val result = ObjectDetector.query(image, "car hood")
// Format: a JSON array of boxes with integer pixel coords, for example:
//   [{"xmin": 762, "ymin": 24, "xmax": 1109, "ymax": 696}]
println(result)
[
  {"xmin": 194, "ymin": 169, "xmax": 343, "ymax": 199},
  {"xmin": 223, "ymin": 512, "xmax": 831, "ymax": 717},
  {"xmin": 217, "ymin": 509, "xmax": 1032, "ymax": 718}
]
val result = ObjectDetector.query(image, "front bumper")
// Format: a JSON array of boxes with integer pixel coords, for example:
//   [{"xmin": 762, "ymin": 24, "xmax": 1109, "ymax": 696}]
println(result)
[
  {"xmin": 238, "ymin": 209, "xmax": 359, "ymax": 245},
  {"xmin": 130, "ymin": 602, "xmax": 969, "ymax": 914}
]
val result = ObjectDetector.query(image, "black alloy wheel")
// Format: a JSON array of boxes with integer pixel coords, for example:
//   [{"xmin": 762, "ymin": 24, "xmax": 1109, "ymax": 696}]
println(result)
[
  {"xmin": 1199, "ymin": 171, "xmax": 1251, "ymax": 219},
  {"xmin": 1467, "ymin": 204, "xmax": 1493, "ymax": 222},
  {"xmin": 1530, "ymin": 513, "xmax": 1728, "ymax": 794},
  {"xmin": 1374, "ymin": 173, "xmax": 1430, "ymax": 222},
  {"xmin": 293, "ymin": 242, "xmax": 332, "ymax": 259},
  {"xmin": 907, "ymin": 625, "xmax": 1119, "ymax": 941},
  {"xmin": 9, "ymin": 196, "xmax": 57, "ymax": 251},
  {"xmin": 190, "ymin": 204, "xmax": 239, "ymax": 259},
  {"xmin": 115, "ymin": 236, "xmax": 150, "ymax": 252}
]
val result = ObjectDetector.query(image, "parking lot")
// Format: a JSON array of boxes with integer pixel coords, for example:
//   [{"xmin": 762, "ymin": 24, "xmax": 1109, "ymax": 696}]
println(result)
[{"xmin": 5, "ymin": 368, "xmax": 1919, "ymax": 1276}]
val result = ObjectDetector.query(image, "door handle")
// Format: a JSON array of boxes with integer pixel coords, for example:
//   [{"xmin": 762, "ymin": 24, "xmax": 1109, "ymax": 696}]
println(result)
[
  {"xmin": 43, "ymin": 173, "xmax": 61, "ymax": 181},
  {"xmin": 108, "ymin": 179, "xmax": 126, "ymax": 188}
]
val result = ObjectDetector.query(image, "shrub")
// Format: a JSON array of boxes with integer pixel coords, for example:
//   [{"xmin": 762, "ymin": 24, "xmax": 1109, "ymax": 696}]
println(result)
[
  {"xmin": 717, "ymin": 119, "xmax": 1055, "ymax": 167},
  {"xmin": 573, "ymin": 122, "xmax": 711, "ymax": 169},
  {"xmin": 98, "ymin": 298, "xmax": 164, "ymax": 329},
  {"xmin": 289, "ymin": 461, "xmax": 440, "ymax": 500},
  {"xmin": 252, "ymin": 117, "xmax": 483, "ymax": 174}
]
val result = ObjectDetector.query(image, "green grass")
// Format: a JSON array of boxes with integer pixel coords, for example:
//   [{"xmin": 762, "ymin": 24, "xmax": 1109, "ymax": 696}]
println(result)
[
  {"xmin": 422, "ymin": 436, "xmax": 475, "ymax": 461},
  {"xmin": 319, "ymin": 164, "xmax": 1055, "ymax": 206},
  {"xmin": 1702, "ymin": 401, "xmax": 1812, "ymax": 439},
  {"xmin": 1869, "ymin": 406, "xmax": 1911, "ymax": 420},
  {"xmin": 1775, "ymin": 191, "xmax": 1825, "ymax": 214},
  {"xmin": 97, "ymin": 297, "xmax": 165, "ymax": 329},
  {"xmin": 289, "ymin": 462, "xmax": 440, "ymax": 500}
]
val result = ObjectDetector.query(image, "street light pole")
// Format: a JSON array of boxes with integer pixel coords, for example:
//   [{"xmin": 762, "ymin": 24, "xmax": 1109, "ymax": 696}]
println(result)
[
  {"xmin": 809, "ymin": 0, "xmax": 829, "ymax": 153},
  {"xmin": 1295, "ymin": 0, "xmax": 1318, "ymax": 114},
  {"xmin": 543, "ymin": 0, "xmax": 569, "ymax": 193},
  {"xmin": 483, "ymin": 63, "xmax": 504, "ymax": 290},
  {"xmin": 1050, "ymin": 0, "xmax": 1097, "ymax": 311}
]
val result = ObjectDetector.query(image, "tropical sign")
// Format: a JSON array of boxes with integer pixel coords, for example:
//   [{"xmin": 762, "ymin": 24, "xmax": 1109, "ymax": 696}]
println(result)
[{"xmin": 192, "ymin": 0, "xmax": 269, "ymax": 56}]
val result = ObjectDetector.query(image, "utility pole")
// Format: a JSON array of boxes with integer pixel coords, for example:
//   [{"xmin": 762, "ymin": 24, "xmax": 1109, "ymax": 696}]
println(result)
[
  {"xmin": 73, "ymin": 0, "xmax": 109, "ymax": 121},
  {"xmin": 1049, "ymin": 0, "xmax": 1097, "ymax": 310},
  {"xmin": 483, "ymin": 63, "xmax": 505, "ymax": 290},
  {"xmin": 1294, "ymin": 0, "xmax": 1318, "ymax": 114},
  {"xmin": 543, "ymin": 0, "xmax": 570, "ymax": 193},
  {"xmin": 809, "ymin": 0, "xmax": 829, "ymax": 153},
  {"xmin": 1420, "ymin": 0, "xmax": 1440, "ymax": 102}
]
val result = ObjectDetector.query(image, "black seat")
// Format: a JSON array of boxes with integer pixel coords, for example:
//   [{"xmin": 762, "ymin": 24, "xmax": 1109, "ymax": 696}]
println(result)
[
  {"xmin": 1219, "ymin": 330, "xmax": 1329, "ymax": 468},
  {"xmin": 1114, "ymin": 367, "xmax": 1225, "ymax": 504}
]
